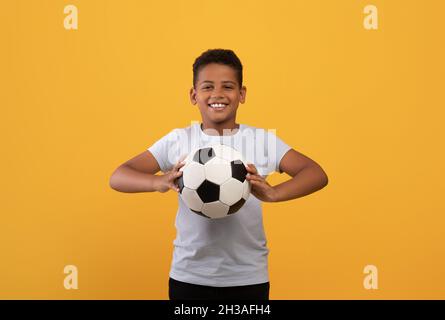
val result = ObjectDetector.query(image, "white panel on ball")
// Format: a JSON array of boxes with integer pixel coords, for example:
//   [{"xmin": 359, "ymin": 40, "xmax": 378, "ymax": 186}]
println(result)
[
  {"xmin": 181, "ymin": 188, "xmax": 204, "ymax": 212},
  {"xmin": 182, "ymin": 162, "xmax": 206, "ymax": 189},
  {"xmin": 202, "ymin": 201, "xmax": 230, "ymax": 219},
  {"xmin": 220, "ymin": 179, "xmax": 244, "ymax": 206},
  {"xmin": 212, "ymin": 144, "xmax": 243, "ymax": 163},
  {"xmin": 204, "ymin": 157, "xmax": 232, "ymax": 185},
  {"xmin": 242, "ymin": 180, "xmax": 251, "ymax": 200}
]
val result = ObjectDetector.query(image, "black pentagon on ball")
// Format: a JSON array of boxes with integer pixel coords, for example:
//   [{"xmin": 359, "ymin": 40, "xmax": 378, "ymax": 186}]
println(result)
[
  {"xmin": 231, "ymin": 160, "xmax": 248, "ymax": 182},
  {"xmin": 196, "ymin": 180, "xmax": 220, "ymax": 203},
  {"xmin": 191, "ymin": 209, "xmax": 210, "ymax": 219},
  {"xmin": 175, "ymin": 175, "xmax": 184, "ymax": 194},
  {"xmin": 228, "ymin": 198, "xmax": 246, "ymax": 215},
  {"xmin": 193, "ymin": 147, "xmax": 215, "ymax": 165}
]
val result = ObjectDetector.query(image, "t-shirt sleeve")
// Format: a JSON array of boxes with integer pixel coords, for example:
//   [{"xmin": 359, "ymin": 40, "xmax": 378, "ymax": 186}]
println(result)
[{"xmin": 147, "ymin": 129, "xmax": 180, "ymax": 173}]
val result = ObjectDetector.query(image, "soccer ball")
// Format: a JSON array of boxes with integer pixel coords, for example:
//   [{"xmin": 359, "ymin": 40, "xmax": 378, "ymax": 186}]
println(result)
[{"xmin": 175, "ymin": 144, "xmax": 251, "ymax": 219}]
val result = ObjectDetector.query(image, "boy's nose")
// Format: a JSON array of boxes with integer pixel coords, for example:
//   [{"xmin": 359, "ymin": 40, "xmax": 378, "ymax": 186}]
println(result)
[
  {"xmin": 210, "ymin": 92, "xmax": 224, "ymax": 98},
  {"xmin": 211, "ymin": 87, "xmax": 225, "ymax": 97}
]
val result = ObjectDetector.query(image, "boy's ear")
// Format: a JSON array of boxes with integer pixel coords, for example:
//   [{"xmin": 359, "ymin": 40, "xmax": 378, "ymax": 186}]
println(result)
[
  {"xmin": 239, "ymin": 86, "xmax": 247, "ymax": 104},
  {"xmin": 189, "ymin": 87, "xmax": 197, "ymax": 105}
]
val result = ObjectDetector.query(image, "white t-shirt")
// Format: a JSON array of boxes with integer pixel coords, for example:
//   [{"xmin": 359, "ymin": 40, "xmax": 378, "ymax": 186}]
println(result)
[{"xmin": 147, "ymin": 122, "xmax": 291, "ymax": 287}]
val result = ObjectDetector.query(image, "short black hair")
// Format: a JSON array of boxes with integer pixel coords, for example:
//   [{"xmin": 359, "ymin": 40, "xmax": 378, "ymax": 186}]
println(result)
[{"xmin": 192, "ymin": 49, "xmax": 243, "ymax": 89}]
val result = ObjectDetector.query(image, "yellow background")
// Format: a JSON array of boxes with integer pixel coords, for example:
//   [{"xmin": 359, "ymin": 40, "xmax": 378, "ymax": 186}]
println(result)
[{"xmin": 1, "ymin": 0, "xmax": 444, "ymax": 299}]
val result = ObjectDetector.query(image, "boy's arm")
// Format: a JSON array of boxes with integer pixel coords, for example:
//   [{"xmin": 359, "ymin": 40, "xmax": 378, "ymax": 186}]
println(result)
[
  {"xmin": 275, "ymin": 148, "xmax": 328, "ymax": 201},
  {"xmin": 109, "ymin": 150, "xmax": 184, "ymax": 193},
  {"xmin": 246, "ymin": 148, "xmax": 328, "ymax": 202}
]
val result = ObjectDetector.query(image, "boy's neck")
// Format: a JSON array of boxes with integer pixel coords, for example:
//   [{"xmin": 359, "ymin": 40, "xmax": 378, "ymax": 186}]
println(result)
[{"xmin": 201, "ymin": 121, "xmax": 240, "ymax": 136}]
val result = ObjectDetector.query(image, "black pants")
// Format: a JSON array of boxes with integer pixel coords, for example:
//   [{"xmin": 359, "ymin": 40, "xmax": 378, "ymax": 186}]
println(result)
[{"xmin": 169, "ymin": 277, "xmax": 270, "ymax": 300}]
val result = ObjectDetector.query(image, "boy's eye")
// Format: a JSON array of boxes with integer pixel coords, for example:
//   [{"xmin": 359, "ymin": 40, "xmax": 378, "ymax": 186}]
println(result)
[{"xmin": 202, "ymin": 86, "xmax": 233, "ymax": 89}]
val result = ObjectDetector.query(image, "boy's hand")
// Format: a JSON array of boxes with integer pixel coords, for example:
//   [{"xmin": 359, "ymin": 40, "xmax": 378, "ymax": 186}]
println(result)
[
  {"xmin": 156, "ymin": 160, "xmax": 186, "ymax": 193},
  {"xmin": 245, "ymin": 163, "xmax": 278, "ymax": 202}
]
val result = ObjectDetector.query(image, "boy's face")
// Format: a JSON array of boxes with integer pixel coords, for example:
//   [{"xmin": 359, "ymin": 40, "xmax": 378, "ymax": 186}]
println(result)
[{"xmin": 190, "ymin": 63, "xmax": 246, "ymax": 127}]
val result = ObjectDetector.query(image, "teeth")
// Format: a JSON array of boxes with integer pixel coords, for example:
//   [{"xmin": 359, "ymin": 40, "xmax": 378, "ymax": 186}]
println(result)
[{"xmin": 209, "ymin": 103, "xmax": 227, "ymax": 108}]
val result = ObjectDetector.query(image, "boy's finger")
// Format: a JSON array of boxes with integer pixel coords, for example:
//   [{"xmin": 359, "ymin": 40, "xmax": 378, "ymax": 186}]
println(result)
[
  {"xmin": 249, "ymin": 179, "xmax": 261, "ymax": 186},
  {"xmin": 170, "ymin": 183, "xmax": 180, "ymax": 192},
  {"xmin": 246, "ymin": 164, "xmax": 258, "ymax": 174},
  {"xmin": 247, "ymin": 174, "xmax": 263, "ymax": 182},
  {"xmin": 169, "ymin": 172, "xmax": 182, "ymax": 183},
  {"xmin": 173, "ymin": 161, "xmax": 186, "ymax": 171},
  {"xmin": 177, "ymin": 160, "xmax": 186, "ymax": 169}
]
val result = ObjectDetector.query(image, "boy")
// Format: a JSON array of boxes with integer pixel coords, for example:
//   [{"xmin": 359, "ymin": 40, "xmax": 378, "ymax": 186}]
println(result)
[{"xmin": 109, "ymin": 49, "xmax": 328, "ymax": 300}]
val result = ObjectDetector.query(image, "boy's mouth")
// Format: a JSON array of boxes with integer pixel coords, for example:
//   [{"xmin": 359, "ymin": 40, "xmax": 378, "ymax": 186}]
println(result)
[{"xmin": 208, "ymin": 103, "xmax": 228, "ymax": 111}]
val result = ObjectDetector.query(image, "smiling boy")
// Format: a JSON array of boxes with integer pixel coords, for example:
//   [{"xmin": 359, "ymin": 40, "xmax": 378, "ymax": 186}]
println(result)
[{"xmin": 109, "ymin": 49, "xmax": 328, "ymax": 300}]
